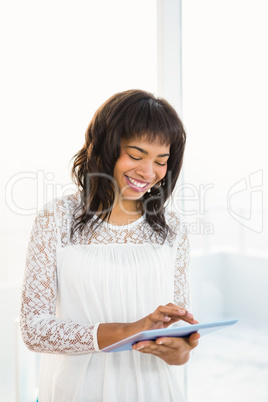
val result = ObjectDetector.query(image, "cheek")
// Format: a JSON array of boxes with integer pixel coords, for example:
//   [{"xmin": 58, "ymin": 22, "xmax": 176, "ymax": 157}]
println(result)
[
  {"xmin": 114, "ymin": 155, "xmax": 133, "ymax": 176},
  {"xmin": 157, "ymin": 166, "xmax": 168, "ymax": 180}
]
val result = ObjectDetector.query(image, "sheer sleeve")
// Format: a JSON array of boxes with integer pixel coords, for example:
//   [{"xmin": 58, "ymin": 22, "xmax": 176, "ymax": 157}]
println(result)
[
  {"xmin": 20, "ymin": 202, "xmax": 100, "ymax": 355},
  {"xmin": 173, "ymin": 225, "xmax": 191, "ymax": 311}
]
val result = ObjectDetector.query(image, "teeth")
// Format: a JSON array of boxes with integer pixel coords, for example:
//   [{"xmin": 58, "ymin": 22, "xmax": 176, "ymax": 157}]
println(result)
[{"xmin": 127, "ymin": 176, "xmax": 147, "ymax": 188}]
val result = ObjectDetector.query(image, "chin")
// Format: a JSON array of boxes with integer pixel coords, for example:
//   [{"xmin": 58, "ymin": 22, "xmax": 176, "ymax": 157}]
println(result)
[{"xmin": 122, "ymin": 190, "xmax": 146, "ymax": 200}]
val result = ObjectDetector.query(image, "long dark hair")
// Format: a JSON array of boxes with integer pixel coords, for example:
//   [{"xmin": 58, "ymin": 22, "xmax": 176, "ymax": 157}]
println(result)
[{"xmin": 71, "ymin": 89, "xmax": 186, "ymax": 242}]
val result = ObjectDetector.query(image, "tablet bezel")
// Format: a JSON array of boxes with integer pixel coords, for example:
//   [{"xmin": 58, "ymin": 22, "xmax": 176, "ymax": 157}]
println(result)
[{"xmin": 102, "ymin": 319, "xmax": 238, "ymax": 352}]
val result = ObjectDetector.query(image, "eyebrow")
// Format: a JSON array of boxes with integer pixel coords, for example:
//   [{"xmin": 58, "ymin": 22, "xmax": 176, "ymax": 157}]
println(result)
[{"xmin": 126, "ymin": 145, "xmax": 170, "ymax": 158}]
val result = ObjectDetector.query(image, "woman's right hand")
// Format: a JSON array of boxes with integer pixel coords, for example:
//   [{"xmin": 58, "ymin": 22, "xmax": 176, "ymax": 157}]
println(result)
[
  {"xmin": 131, "ymin": 303, "xmax": 198, "ymax": 333},
  {"xmin": 97, "ymin": 303, "xmax": 198, "ymax": 350}
]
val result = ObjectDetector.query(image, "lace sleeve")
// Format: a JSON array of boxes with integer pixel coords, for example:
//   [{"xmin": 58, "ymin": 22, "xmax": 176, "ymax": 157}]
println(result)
[
  {"xmin": 20, "ymin": 203, "xmax": 100, "ymax": 355},
  {"xmin": 174, "ymin": 225, "xmax": 191, "ymax": 311}
]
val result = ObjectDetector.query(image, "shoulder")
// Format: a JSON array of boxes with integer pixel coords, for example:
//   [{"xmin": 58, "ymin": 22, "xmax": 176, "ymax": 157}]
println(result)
[
  {"xmin": 35, "ymin": 192, "xmax": 80, "ymax": 224},
  {"xmin": 31, "ymin": 193, "xmax": 80, "ymax": 245}
]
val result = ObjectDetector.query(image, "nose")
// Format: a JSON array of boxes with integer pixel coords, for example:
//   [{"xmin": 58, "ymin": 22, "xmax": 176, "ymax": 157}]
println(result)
[{"xmin": 135, "ymin": 161, "xmax": 156, "ymax": 180}]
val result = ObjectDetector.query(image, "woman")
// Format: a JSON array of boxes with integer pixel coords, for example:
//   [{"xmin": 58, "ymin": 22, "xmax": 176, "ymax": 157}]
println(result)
[{"xmin": 20, "ymin": 89, "xmax": 199, "ymax": 401}]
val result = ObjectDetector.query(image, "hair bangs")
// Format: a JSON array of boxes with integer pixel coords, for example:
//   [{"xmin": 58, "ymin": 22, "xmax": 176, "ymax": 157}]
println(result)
[{"xmin": 121, "ymin": 97, "xmax": 179, "ymax": 146}]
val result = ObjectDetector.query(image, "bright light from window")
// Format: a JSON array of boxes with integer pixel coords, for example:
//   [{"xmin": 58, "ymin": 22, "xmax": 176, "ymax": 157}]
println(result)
[{"xmin": 181, "ymin": 0, "xmax": 268, "ymax": 254}]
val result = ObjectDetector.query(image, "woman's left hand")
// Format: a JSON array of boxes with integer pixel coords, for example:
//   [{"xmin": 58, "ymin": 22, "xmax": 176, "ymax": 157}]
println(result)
[{"xmin": 132, "ymin": 332, "xmax": 200, "ymax": 365}]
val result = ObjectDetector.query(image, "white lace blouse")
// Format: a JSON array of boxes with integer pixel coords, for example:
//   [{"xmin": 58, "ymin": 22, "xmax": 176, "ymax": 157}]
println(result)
[{"xmin": 20, "ymin": 192, "xmax": 190, "ymax": 401}]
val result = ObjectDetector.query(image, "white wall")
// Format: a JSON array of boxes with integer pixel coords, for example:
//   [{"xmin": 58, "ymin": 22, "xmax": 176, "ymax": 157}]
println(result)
[
  {"xmin": 191, "ymin": 252, "xmax": 268, "ymax": 326},
  {"xmin": 1, "ymin": 0, "xmax": 157, "ymax": 283},
  {"xmin": 181, "ymin": 0, "xmax": 268, "ymax": 253},
  {"xmin": 189, "ymin": 251, "xmax": 268, "ymax": 402}
]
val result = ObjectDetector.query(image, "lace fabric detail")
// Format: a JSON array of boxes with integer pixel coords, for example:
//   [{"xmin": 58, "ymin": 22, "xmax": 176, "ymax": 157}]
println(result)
[
  {"xmin": 174, "ymin": 228, "xmax": 190, "ymax": 310},
  {"xmin": 20, "ymin": 192, "xmax": 190, "ymax": 355}
]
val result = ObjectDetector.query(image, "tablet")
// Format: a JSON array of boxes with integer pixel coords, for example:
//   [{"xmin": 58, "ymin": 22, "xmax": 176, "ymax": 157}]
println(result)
[{"xmin": 102, "ymin": 319, "xmax": 238, "ymax": 352}]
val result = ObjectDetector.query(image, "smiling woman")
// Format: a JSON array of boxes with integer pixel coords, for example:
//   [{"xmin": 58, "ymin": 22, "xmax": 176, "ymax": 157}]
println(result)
[
  {"xmin": 20, "ymin": 89, "xmax": 198, "ymax": 402},
  {"xmin": 71, "ymin": 89, "xmax": 186, "ymax": 240}
]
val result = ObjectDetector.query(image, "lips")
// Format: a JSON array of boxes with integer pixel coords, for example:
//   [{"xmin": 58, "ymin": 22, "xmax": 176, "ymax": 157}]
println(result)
[{"xmin": 125, "ymin": 175, "xmax": 151, "ymax": 193}]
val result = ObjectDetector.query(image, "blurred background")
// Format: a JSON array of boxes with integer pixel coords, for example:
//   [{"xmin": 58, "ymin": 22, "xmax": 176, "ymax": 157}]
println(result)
[{"xmin": 1, "ymin": 0, "xmax": 267, "ymax": 401}]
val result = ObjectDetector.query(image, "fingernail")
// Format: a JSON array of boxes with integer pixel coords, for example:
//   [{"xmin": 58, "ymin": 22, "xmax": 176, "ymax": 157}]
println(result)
[
  {"xmin": 187, "ymin": 312, "xmax": 194, "ymax": 319},
  {"xmin": 164, "ymin": 316, "xmax": 171, "ymax": 321},
  {"xmin": 178, "ymin": 309, "xmax": 185, "ymax": 315},
  {"xmin": 136, "ymin": 346, "xmax": 144, "ymax": 351}
]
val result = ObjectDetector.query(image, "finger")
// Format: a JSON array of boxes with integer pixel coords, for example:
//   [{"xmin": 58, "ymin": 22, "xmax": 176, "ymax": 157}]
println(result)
[
  {"xmin": 154, "ymin": 336, "xmax": 188, "ymax": 348},
  {"xmin": 155, "ymin": 333, "xmax": 200, "ymax": 348},
  {"xmin": 188, "ymin": 332, "xmax": 200, "ymax": 345},
  {"xmin": 162, "ymin": 305, "xmax": 199, "ymax": 324},
  {"xmin": 165, "ymin": 304, "xmax": 196, "ymax": 320},
  {"xmin": 183, "ymin": 332, "xmax": 200, "ymax": 348},
  {"xmin": 155, "ymin": 336, "xmax": 177, "ymax": 347},
  {"xmin": 132, "ymin": 340, "xmax": 156, "ymax": 351},
  {"xmin": 158, "ymin": 305, "xmax": 189, "ymax": 317},
  {"xmin": 152, "ymin": 306, "xmax": 198, "ymax": 324},
  {"xmin": 150, "ymin": 312, "xmax": 173, "ymax": 323}
]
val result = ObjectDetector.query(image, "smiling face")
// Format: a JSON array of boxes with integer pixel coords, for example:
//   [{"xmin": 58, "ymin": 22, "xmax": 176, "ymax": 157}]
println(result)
[{"xmin": 113, "ymin": 136, "xmax": 170, "ymax": 209}]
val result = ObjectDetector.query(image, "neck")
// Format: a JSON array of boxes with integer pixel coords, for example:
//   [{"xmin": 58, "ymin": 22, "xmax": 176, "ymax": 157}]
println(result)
[{"xmin": 100, "ymin": 198, "xmax": 143, "ymax": 226}]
